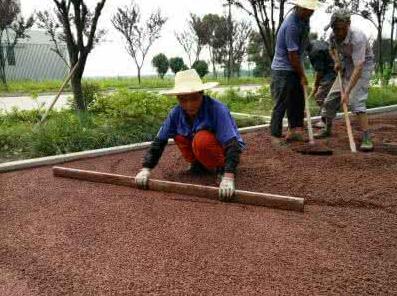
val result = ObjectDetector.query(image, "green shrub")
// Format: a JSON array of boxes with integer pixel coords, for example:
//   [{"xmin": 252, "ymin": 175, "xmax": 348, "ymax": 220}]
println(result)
[
  {"xmin": 169, "ymin": 57, "xmax": 186, "ymax": 74},
  {"xmin": 0, "ymin": 108, "xmax": 42, "ymax": 124},
  {"xmin": 192, "ymin": 60, "xmax": 209, "ymax": 78},
  {"xmin": 210, "ymin": 85, "xmax": 274, "ymax": 116},
  {"xmin": 234, "ymin": 116, "xmax": 267, "ymax": 128},
  {"xmin": 152, "ymin": 53, "xmax": 169, "ymax": 79},
  {"xmin": 1, "ymin": 84, "xmax": 395, "ymax": 162},
  {"xmin": 90, "ymin": 90, "xmax": 176, "ymax": 119},
  {"xmin": 368, "ymin": 85, "xmax": 397, "ymax": 108},
  {"xmin": 8, "ymin": 91, "xmax": 177, "ymax": 158},
  {"xmin": 0, "ymin": 124, "xmax": 31, "ymax": 156},
  {"xmin": 68, "ymin": 81, "xmax": 101, "ymax": 110}
]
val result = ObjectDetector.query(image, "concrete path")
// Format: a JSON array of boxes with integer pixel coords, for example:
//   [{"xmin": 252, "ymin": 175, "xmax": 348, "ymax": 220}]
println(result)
[{"xmin": 0, "ymin": 84, "xmax": 262, "ymax": 112}]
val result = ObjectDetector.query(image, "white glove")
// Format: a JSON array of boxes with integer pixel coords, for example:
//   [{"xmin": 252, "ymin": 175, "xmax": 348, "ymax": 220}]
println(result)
[
  {"xmin": 219, "ymin": 176, "xmax": 235, "ymax": 201},
  {"xmin": 135, "ymin": 168, "xmax": 151, "ymax": 189}
]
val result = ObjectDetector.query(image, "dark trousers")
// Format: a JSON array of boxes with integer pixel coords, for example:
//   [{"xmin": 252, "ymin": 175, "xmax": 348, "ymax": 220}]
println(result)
[{"xmin": 270, "ymin": 70, "xmax": 305, "ymax": 137}]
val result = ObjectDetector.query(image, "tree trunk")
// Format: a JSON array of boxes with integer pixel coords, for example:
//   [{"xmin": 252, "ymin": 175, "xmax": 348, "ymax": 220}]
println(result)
[
  {"xmin": 227, "ymin": 2, "xmax": 233, "ymax": 80},
  {"xmin": 391, "ymin": 1, "xmax": 396, "ymax": 70},
  {"xmin": 212, "ymin": 62, "xmax": 217, "ymax": 78},
  {"xmin": 71, "ymin": 74, "xmax": 85, "ymax": 111},
  {"xmin": 209, "ymin": 48, "xmax": 217, "ymax": 78},
  {"xmin": 0, "ymin": 46, "xmax": 8, "ymax": 88},
  {"xmin": 69, "ymin": 56, "xmax": 87, "ymax": 111},
  {"xmin": 137, "ymin": 67, "xmax": 141, "ymax": 84},
  {"xmin": 251, "ymin": 6, "xmax": 274, "ymax": 66},
  {"xmin": 377, "ymin": 29, "xmax": 383, "ymax": 74}
]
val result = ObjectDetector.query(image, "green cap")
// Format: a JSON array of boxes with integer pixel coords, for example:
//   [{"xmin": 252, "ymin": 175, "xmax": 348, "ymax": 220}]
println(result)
[{"xmin": 324, "ymin": 9, "xmax": 351, "ymax": 31}]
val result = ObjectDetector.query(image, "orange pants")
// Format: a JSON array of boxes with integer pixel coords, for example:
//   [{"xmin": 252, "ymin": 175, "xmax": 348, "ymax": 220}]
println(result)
[{"xmin": 174, "ymin": 130, "xmax": 225, "ymax": 169}]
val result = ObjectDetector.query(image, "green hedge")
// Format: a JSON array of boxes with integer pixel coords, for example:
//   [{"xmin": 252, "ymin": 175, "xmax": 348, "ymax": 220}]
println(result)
[{"xmin": 1, "ymin": 85, "xmax": 396, "ymax": 162}]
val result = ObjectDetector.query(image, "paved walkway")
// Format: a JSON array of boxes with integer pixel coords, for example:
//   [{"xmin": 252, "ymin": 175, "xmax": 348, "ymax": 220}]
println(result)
[{"xmin": 0, "ymin": 85, "xmax": 262, "ymax": 112}]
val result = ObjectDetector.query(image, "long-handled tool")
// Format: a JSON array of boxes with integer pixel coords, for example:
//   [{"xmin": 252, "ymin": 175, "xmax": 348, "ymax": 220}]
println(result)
[
  {"xmin": 336, "ymin": 71, "xmax": 357, "ymax": 153},
  {"xmin": 333, "ymin": 49, "xmax": 357, "ymax": 153},
  {"xmin": 53, "ymin": 166, "xmax": 305, "ymax": 212},
  {"xmin": 294, "ymin": 86, "xmax": 333, "ymax": 155},
  {"xmin": 304, "ymin": 86, "xmax": 315, "ymax": 144},
  {"xmin": 37, "ymin": 60, "xmax": 80, "ymax": 126}
]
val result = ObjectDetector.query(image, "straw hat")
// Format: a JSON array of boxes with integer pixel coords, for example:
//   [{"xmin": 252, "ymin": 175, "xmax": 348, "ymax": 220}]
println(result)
[
  {"xmin": 160, "ymin": 69, "xmax": 219, "ymax": 96},
  {"xmin": 292, "ymin": 0, "xmax": 318, "ymax": 10}
]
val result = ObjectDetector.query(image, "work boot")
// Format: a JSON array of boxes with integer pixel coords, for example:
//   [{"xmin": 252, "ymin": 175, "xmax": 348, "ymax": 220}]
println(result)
[
  {"xmin": 360, "ymin": 132, "xmax": 374, "ymax": 152},
  {"xmin": 285, "ymin": 129, "xmax": 305, "ymax": 142},
  {"xmin": 314, "ymin": 128, "xmax": 331, "ymax": 139},
  {"xmin": 314, "ymin": 118, "xmax": 332, "ymax": 139},
  {"xmin": 313, "ymin": 120, "xmax": 325, "ymax": 129},
  {"xmin": 188, "ymin": 161, "xmax": 209, "ymax": 175}
]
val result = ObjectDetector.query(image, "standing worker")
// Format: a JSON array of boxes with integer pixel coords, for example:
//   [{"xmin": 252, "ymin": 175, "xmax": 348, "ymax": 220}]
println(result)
[
  {"xmin": 307, "ymin": 39, "xmax": 337, "ymax": 128},
  {"xmin": 315, "ymin": 10, "xmax": 375, "ymax": 151},
  {"xmin": 134, "ymin": 69, "xmax": 245, "ymax": 201},
  {"xmin": 270, "ymin": 0, "xmax": 318, "ymax": 142}
]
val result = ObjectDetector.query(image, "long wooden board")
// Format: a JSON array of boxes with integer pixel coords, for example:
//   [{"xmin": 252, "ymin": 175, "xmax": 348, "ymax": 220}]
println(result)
[{"xmin": 53, "ymin": 166, "xmax": 305, "ymax": 212}]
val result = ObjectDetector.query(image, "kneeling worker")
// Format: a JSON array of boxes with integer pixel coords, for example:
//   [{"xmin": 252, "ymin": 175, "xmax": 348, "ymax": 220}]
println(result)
[{"xmin": 135, "ymin": 69, "xmax": 245, "ymax": 201}]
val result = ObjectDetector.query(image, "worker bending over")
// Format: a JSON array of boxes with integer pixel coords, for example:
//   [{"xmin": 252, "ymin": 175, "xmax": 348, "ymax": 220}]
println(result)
[{"xmin": 315, "ymin": 10, "xmax": 374, "ymax": 151}]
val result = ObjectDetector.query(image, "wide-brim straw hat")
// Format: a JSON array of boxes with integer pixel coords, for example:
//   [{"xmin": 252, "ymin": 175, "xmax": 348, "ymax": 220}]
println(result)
[
  {"xmin": 160, "ymin": 69, "xmax": 219, "ymax": 96},
  {"xmin": 291, "ymin": 0, "xmax": 318, "ymax": 10}
]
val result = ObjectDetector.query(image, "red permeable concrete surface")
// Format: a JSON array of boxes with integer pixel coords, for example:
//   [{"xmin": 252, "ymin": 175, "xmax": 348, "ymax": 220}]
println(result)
[{"xmin": 1, "ymin": 112, "xmax": 396, "ymax": 295}]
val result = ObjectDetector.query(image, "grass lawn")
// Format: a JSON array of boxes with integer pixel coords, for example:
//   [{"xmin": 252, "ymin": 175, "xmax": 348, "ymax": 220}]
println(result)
[{"xmin": 0, "ymin": 76, "xmax": 266, "ymax": 96}]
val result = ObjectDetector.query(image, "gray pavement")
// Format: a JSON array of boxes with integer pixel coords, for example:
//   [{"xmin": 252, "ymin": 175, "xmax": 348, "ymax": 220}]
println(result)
[{"xmin": 0, "ymin": 84, "xmax": 262, "ymax": 112}]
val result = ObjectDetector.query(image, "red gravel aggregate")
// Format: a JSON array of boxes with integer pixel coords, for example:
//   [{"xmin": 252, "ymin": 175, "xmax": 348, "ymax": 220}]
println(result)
[{"xmin": 1, "ymin": 113, "xmax": 397, "ymax": 295}]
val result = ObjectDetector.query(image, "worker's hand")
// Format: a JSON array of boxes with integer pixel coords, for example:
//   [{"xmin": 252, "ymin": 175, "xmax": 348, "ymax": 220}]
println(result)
[
  {"xmin": 334, "ymin": 62, "xmax": 342, "ymax": 73},
  {"xmin": 341, "ymin": 91, "xmax": 350, "ymax": 105},
  {"xmin": 300, "ymin": 76, "xmax": 308, "ymax": 87},
  {"xmin": 135, "ymin": 168, "xmax": 151, "ymax": 189},
  {"xmin": 219, "ymin": 174, "xmax": 235, "ymax": 202}
]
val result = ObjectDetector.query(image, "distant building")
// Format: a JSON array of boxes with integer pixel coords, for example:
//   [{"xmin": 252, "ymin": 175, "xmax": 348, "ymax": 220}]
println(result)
[{"xmin": 1, "ymin": 30, "xmax": 69, "ymax": 81}]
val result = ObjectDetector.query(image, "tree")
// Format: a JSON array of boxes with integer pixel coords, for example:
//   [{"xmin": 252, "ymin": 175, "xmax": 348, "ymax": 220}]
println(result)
[
  {"xmin": 37, "ymin": 10, "xmax": 69, "ymax": 67},
  {"xmin": 169, "ymin": 57, "xmax": 186, "ymax": 74},
  {"xmin": 175, "ymin": 30, "xmax": 195, "ymax": 67},
  {"xmin": 201, "ymin": 14, "xmax": 228, "ymax": 78},
  {"xmin": 390, "ymin": 0, "xmax": 397, "ymax": 69},
  {"xmin": 373, "ymin": 38, "xmax": 394, "ymax": 69},
  {"xmin": 38, "ymin": 0, "xmax": 106, "ymax": 111},
  {"xmin": 192, "ymin": 60, "xmax": 209, "ymax": 78},
  {"xmin": 227, "ymin": 0, "xmax": 289, "ymax": 66},
  {"xmin": 0, "ymin": 0, "xmax": 34, "ymax": 87},
  {"xmin": 225, "ymin": 1, "xmax": 233, "ymax": 79},
  {"xmin": 247, "ymin": 31, "xmax": 271, "ymax": 76},
  {"xmin": 152, "ymin": 53, "xmax": 169, "ymax": 78},
  {"xmin": 360, "ymin": 1, "xmax": 391, "ymax": 73},
  {"xmin": 175, "ymin": 13, "xmax": 208, "ymax": 66},
  {"xmin": 113, "ymin": 1, "xmax": 167, "ymax": 85},
  {"xmin": 213, "ymin": 15, "xmax": 252, "ymax": 78},
  {"xmin": 231, "ymin": 20, "xmax": 253, "ymax": 76}
]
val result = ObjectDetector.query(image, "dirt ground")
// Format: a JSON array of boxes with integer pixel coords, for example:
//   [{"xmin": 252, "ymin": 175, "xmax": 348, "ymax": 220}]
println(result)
[{"xmin": 1, "ymin": 112, "xmax": 396, "ymax": 295}]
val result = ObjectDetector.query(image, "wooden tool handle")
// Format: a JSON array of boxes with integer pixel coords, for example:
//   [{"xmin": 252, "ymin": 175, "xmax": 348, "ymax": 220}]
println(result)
[
  {"xmin": 303, "ymin": 86, "xmax": 314, "ymax": 144},
  {"xmin": 333, "ymin": 49, "xmax": 357, "ymax": 153},
  {"xmin": 53, "ymin": 166, "xmax": 305, "ymax": 212},
  {"xmin": 39, "ymin": 61, "xmax": 80, "ymax": 125},
  {"xmin": 337, "ymin": 72, "xmax": 357, "ymax": 153}
]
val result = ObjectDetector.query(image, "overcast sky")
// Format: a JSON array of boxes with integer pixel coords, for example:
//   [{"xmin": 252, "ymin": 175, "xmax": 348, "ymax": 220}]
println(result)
[{"xmin": 20, "ymin": 0, "xmax": 378, "ymax": 77}]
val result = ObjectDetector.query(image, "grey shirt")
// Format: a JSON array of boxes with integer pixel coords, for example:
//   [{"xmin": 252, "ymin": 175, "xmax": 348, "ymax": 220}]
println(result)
[{"xmin": 329, "ymin": 27, "xmax": 374, "ymax": 77}]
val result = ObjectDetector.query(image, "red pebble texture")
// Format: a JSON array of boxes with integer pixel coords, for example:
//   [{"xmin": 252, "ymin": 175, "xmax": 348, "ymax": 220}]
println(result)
[{"xmin": 1, "ymin": 112, "xmax": 396, "ymax": 295}]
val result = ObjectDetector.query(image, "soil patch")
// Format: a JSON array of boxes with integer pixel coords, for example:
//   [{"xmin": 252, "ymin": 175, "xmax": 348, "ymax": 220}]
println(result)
[{"xmin": 1, "ymin": 112, "xmax": 396, "ymax": 295}]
